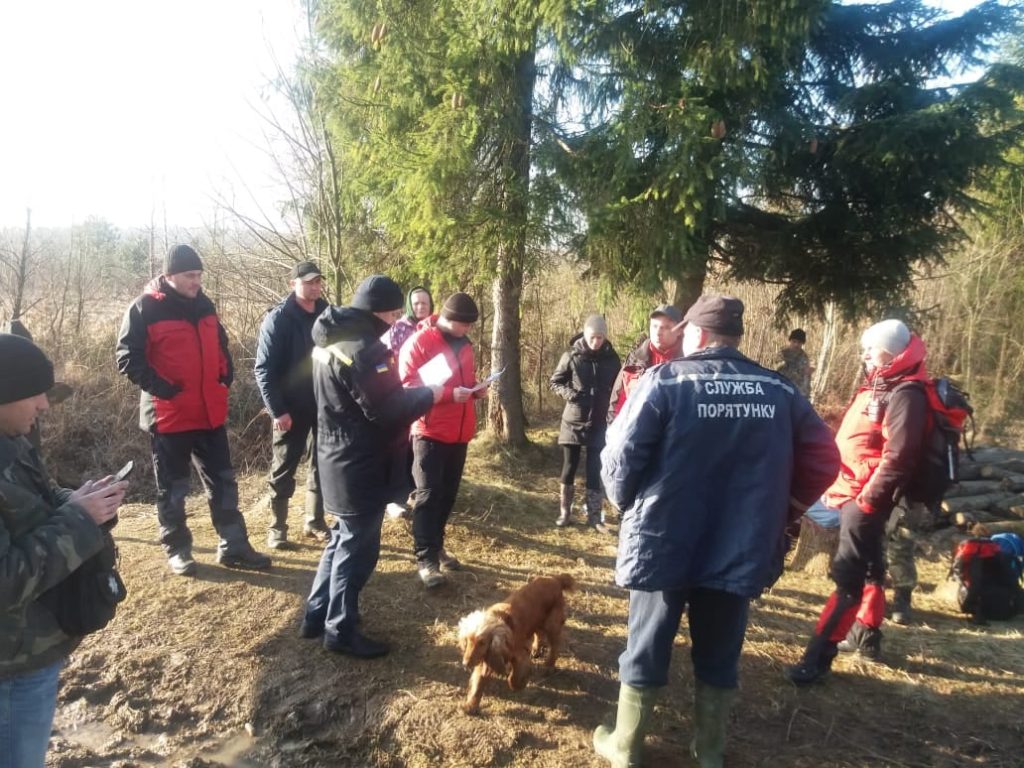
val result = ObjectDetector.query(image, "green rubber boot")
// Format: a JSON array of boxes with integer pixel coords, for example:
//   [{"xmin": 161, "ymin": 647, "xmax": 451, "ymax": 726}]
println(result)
[
  {"xmin": 593, "ymin": 683, "xmax": 657, "ymax": 768},
  {"xmin": 690, "ymin": 680, "xmax": 736, "ymax": 768}
]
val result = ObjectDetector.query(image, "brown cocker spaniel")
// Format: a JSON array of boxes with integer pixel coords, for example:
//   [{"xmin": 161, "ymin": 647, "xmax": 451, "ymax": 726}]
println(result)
[{"xmin": 456, "ymin": 573, "xmax": 575, "ymax": 714}]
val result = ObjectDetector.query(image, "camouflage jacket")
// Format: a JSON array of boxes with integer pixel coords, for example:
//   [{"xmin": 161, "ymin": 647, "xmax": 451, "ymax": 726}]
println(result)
[
  {"xmin": 0, "ymin": 435, "xmax": 105, "ymax": 679},
  {"xmin": 777, "ymin": 347, "xmax": 812, "ymax": 396}
]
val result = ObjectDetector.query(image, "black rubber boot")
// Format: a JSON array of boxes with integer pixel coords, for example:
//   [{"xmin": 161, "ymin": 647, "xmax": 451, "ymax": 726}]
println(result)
[
  {"xmin": 267, "ymin": 497, "xmax": 293, "ymax": 550},
  {"xmin": 556, "ymin": 484, "xmax": 574, "ymax": 527}
]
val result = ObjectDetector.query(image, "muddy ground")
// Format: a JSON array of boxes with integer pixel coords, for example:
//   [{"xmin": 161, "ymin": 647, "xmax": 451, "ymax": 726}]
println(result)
[{"xmin": 48, "ymin": 429, "xmax": 1024, "ymax": 768}]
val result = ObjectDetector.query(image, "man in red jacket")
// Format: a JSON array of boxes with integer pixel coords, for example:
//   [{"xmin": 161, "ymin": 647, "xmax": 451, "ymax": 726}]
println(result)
[
  {"xmin": 788, "ymin": 319, "xmax": 929, "ymax": 684},
  {"xmin": 116, "ymin": 245, "xmax": 270, "ymax": 576},
  {"xmin": 399, "ymin": 293, "xmax": 489, "ymax": 588}
]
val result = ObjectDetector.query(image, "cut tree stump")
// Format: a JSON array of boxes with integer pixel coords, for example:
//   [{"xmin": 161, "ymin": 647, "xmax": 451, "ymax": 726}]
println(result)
[{"xmin": 789, "ymin": 518, "xmax": 838, "ymax": 576}]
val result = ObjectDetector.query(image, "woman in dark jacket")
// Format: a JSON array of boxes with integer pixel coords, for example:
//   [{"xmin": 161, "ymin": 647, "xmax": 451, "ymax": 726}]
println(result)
[{"xmin": 549, "ymin": 315, "xmax": 620, "ymax": 531}]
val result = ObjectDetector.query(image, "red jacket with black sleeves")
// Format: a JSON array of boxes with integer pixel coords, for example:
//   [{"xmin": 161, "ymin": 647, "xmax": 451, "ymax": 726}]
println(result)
[
  {"xmin": 116, "ymin": 277, "xmax": 233, "ymax": 434},
  {"xmin": 824, "ymin": 334, "xmax": 930, "ymax": 515},
  {"xmin": 399, "ymin": 316, "xmax": 481, "ymax": 444}
]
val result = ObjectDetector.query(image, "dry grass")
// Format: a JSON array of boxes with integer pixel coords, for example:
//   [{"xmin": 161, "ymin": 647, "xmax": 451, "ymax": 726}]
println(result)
[{"xmin": 47, "ymin": 423, "xmax": 1024, "ymax": 768}]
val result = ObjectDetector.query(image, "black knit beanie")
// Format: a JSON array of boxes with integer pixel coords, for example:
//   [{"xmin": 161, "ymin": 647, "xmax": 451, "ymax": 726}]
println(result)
[
  {"xmin": 351, "ymin": 275, "xmax": 405, "ymax": 312},
  {"xmin": 440, "ymin": 292, "xmax": 479, "ymax": 323},
  {"xmin": 0, "ymin": 334, "xmax": 54, "ymax": 405},
  {"xmin": 164, "ymin": 244, "xmax": 204, "ymax": 276}
]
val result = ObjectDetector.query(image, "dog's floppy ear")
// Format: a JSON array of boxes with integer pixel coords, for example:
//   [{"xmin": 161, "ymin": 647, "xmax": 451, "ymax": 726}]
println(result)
[{"xmin": 485, "ymin": 624, "xmax": 511, "ymax": 674}]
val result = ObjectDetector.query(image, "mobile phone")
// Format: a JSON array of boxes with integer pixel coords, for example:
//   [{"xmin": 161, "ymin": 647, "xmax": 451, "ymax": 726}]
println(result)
[{"xmin": 114, "ymin": 460, "xmax": 135, "ymax": 482}]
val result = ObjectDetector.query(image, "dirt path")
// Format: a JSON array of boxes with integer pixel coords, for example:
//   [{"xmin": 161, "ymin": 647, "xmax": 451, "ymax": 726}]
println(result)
[{"xmin": 49, "ymin": 433, "xmax": 1024, "ymax": 767}]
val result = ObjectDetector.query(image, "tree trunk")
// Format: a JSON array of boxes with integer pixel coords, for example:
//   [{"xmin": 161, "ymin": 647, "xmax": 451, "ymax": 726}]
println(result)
[
  {"xmin": 671, "ymin": 260, "xmax": 708, "ymax": 317},
  {"xmin": 788, "ymin": 518, "xmax": 838, "ymax": 576},
  {"xmin": 486, "ymin": 43, "xmax": 535, "ymax": 447}
]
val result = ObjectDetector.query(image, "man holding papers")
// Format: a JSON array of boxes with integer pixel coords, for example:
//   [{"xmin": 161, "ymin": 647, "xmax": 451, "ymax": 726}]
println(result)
[{"xmin": 399, "ymin": 292, "xmax": 490, "ymax": 588}]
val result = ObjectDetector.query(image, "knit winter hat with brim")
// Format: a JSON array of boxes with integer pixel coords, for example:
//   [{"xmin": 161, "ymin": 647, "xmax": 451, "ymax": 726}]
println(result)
[
  {"xmin": 583, "ymin": 314, "xmax": 608, "ymax": 336},
  {"xmin": 860, "ymin": 319, "xmax": 911, "ymax": 356},
  {"xmin": 0, "ymin": 334, "xmax": 54, "ymax": 405},
  {"xmin": 441, "ymin": 293, "xmax": 480, "ymax": 323}
]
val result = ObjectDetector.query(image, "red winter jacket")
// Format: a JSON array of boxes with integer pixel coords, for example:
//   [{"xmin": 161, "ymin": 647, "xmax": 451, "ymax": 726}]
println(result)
[
  {"xmin": 116, "ymin": 277, "xmax": 233, "ymax": 433},
  {"xmin": 825, "ymin": 334, "xmax": 929, "ymax": 515},
  {"xmin": 399, "ymin": 316, "xmax": 480, "ymax": 444}
]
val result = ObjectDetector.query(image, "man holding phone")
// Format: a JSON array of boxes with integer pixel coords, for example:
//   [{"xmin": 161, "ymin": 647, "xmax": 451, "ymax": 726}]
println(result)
[{"xmin": 0, "ymin": 333, "xmax": 128, "ymax": 768}]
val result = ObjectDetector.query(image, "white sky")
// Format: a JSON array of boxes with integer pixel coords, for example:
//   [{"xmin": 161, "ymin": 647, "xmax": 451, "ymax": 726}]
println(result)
[
  {"xmin": 0, "ymin": 0, "xmax": 988, "ymax": 229},
  {"xmin": 0, "ymin": 0, "xmax": 303, "ymax": 228}
]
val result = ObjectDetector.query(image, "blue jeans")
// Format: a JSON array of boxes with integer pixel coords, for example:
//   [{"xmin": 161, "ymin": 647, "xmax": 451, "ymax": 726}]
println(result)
[
  {"xmin": 304, "ymin": 510, "xmax": 385, "ymax": 642},
  {"xmin": 0, "ymin": 660, "xmax": 62, "ymax": 768},
  {"xmin": 619, "ymin": 588, "xmax": 750, "ymax": 689}
]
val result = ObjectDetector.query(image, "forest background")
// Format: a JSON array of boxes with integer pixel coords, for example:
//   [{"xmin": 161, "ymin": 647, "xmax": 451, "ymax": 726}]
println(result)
[{"xmin": 3, "ymin": 0, "xmax": 1024, "ymax": 484}]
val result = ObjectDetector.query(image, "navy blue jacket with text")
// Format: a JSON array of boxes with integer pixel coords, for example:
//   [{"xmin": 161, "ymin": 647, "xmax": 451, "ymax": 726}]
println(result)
[{"xmin": 601, "ymin": 346, "xmax": 840, "ymax": 597}]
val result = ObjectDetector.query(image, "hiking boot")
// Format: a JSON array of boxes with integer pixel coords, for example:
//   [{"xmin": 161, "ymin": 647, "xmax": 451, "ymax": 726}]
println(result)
[
  {"xmin": 303, "ymin": 520, "xmax": 331, "ymax": 541},
  {"xmin": 418, "ymin": 562, "xmax": 446, "ymax": 589},
  {"xmin": 168, "ymin": 551, "xmax": 197, "ymax": 577},
  {"xmin": 786, "ymin": 636, "xmax": 838, "ymax": 686},
  {"xmin": 838, "ymin": 620, "xmax": 883, "ymax": 661},
  {"xmin": 299, "ymin": 618, "xmax": 324, "ymax": 639},
  {"xmin": 439, "ymin": 549, "xmax": 463, "ymax": 571},
  {"xmin": 266, "ymin": 528, "xmax": 295, "ymax": 551},
  {"xmin": 593, "ymin": 683, "xmax": 657, "ymax": 767},
  {"xmin": 323, "ymin": 630, "xmax": 390, "ymax": 659},
  {"xmin": 217, "ymin": 543, "xmax": 272, "ymax": 570},
  {"xmin": 891, "ymin": 588, "xmax": 913, "ymax": 625},
  {"xmin": 691, "ymin": 680, "xmax": 736, "ymax": 768},
  {"xmin": 556, "ymin": 484, "xmax": 574, "ymax": 527},
  {"xmin": 386, "ymin": 502, "xmax": 408, "ymax": 520}
]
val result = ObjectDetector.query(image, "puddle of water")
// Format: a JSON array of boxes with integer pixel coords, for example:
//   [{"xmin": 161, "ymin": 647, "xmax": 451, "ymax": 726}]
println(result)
[
  {"xmin": 200, "ymin": 731, "xmax": 261, "ymax": 767},
  {"xmin": 56, "ymin": 719, "xmax": 116, "ymax": 751}
]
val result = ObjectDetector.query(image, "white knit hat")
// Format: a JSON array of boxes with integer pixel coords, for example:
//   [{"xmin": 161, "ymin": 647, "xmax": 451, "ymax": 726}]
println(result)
[{"xmin": 860, "ymin": 319, "xmax": 911, "ymax": 355}]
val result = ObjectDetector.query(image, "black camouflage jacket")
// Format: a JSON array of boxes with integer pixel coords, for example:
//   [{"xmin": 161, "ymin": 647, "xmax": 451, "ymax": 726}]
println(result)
[{"xmin": 0, "ymin": 435, "xmax": 105, "ymax": 679}]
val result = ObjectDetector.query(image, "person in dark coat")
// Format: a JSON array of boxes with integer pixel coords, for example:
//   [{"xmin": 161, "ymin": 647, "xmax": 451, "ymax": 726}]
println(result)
[
  {"xmin": 0, "ymin": 334, "xmax": 127, "ymax": 768},
  {"xmin": 549, "ymin": 314, "xmax": 620, "ymax": 531},
  {"xmin": 254, "ymin": 261, "xmax": 330, "ymax": 550},
  {"xmin": 593, "ymin": 296, "xmax": 839, "ymax": 768},
  {"xmin": 300, "ymin": 275, "xmax": 441, "ymax": 658}
]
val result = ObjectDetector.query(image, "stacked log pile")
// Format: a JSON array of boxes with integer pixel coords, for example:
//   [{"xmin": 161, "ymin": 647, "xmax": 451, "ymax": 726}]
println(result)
[{"xmin": 946, "ymin": 446, "xmax": 1024, "ymax": 538}]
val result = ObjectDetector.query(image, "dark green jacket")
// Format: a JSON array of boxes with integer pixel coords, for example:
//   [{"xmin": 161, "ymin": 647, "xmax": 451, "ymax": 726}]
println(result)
[{"xmin": 0, "ymin": 435, "xmax": 105, "ymax": 679}]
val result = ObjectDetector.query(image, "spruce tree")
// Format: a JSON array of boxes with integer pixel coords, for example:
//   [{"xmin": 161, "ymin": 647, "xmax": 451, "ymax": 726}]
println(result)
[{"xmin": 554, "ymin": 0, "xmax": 1023, "ymax": 314}]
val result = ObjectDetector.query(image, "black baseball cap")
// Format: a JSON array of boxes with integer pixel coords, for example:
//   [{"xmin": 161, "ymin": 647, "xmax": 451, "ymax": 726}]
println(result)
[
  {"xmin": 291, "ymin": 261, "xmax": 323, "ymax": 281},
  {"xmin": 682, "ymin": 295, "xmax": 744, "ymax": 336},
  {"xmin": 650, "ymin": 304, "xmax": 683, "ymax": 324}
]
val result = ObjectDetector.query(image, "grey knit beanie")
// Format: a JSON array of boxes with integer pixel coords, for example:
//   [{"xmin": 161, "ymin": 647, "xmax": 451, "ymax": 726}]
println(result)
[
  {"xmin": 860, "ymin": 319, "xmax": 911, "ymax": 356},
  {"xmin": 583, "ymin": 314, "xmax": 608, "ymax": 336}
]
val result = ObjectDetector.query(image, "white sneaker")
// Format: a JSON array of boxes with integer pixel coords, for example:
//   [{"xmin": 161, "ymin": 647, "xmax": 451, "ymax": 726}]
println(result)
[{"xmin": 386, "ymin": 503, "xmax": 408, "ymax": 520}]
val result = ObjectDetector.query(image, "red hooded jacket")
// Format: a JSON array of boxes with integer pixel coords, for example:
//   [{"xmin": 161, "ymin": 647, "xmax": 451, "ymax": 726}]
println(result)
[
  {"xmin": 399, "ymin": 316, "xmax": 481, "ymax": 444},
  {"xmin": 825, "ymin": 334, "xmax": 930, "ymax": 515}
]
